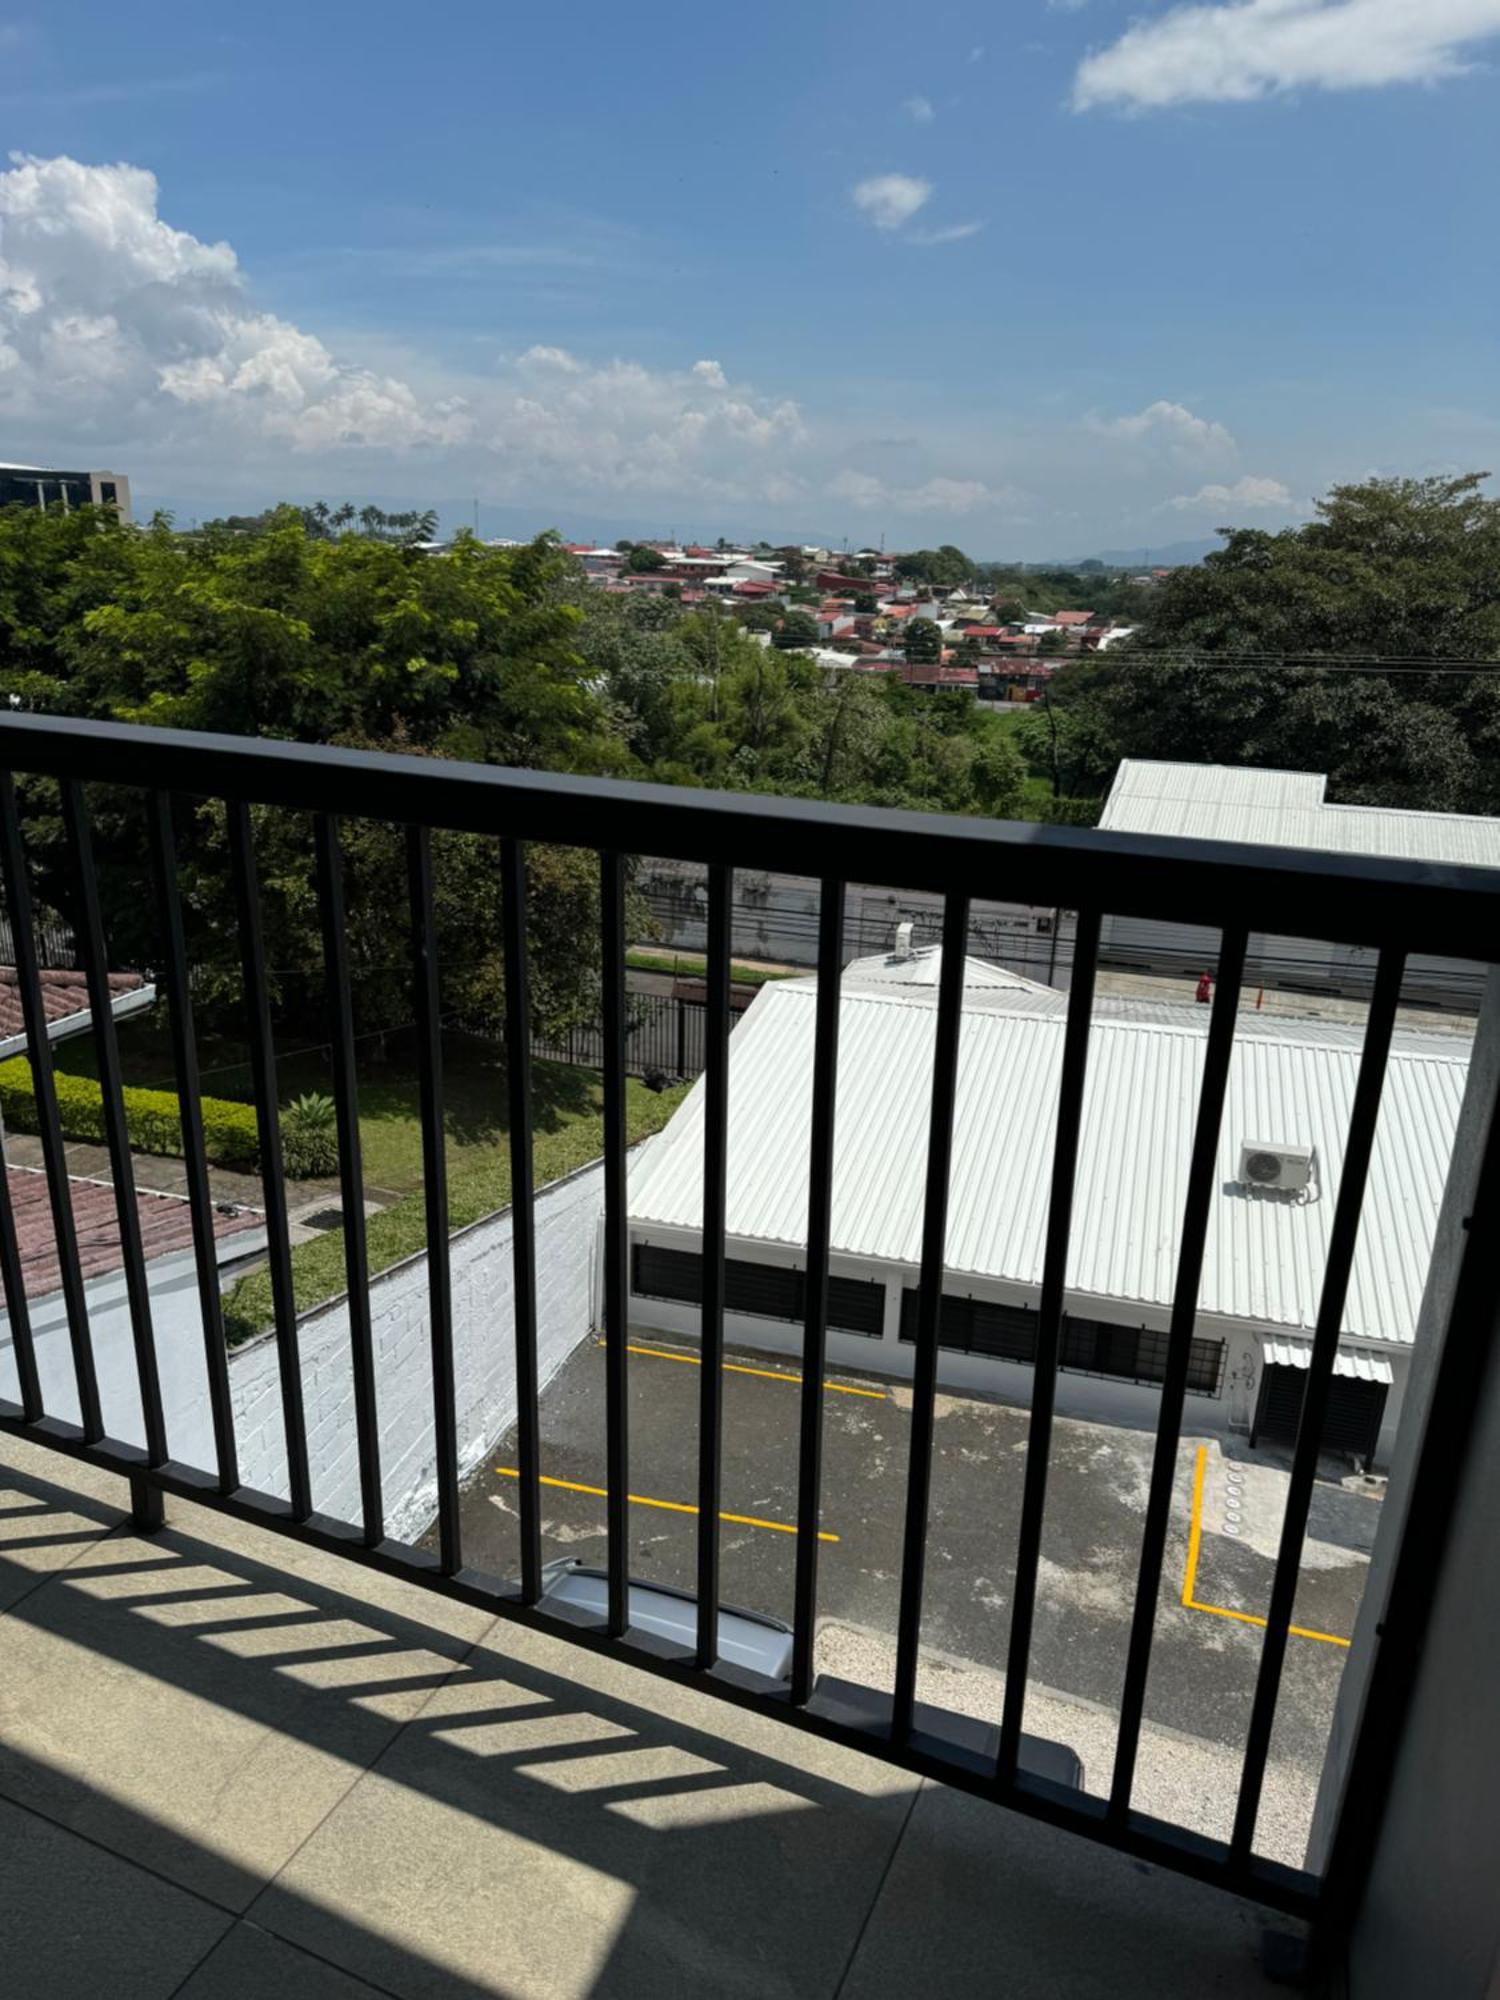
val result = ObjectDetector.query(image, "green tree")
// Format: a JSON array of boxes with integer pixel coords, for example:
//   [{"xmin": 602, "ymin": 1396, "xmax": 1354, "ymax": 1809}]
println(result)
[
  {"xmin": 1040, "ymin": 473, "xmax": 1500, "ymax": 813},
  {"xmin": 773, "ymin": 609, "xmax": 820, "ymax": 652},
  {"xmin": 624, "ymin": 544, "xmax": 667, "ymax": 573},
  {"xmin": 905, "ymin": 617, "xmax": 942, "ymax": 663}
]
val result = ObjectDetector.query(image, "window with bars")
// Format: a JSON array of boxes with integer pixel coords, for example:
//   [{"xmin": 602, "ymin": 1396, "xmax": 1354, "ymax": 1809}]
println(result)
[
  {"xmin": 898, "ymin": 1289, "xmax": 1038, "ymax": 1363},
  {"xmin": 897, "ymin": 1291, "xmax": 1225, "ymax": 1396},
  {"xmin": 1062, "ymin": 1317, "xmax": 1225, "ymax": 1396},
  {"xmin": 630, "ymin": 1242, "xmax": 886, "ymax": 1337}
]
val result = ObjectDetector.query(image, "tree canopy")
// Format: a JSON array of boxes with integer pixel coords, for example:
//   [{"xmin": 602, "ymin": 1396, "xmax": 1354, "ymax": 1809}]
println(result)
[
  {"xmin": 1020, "ymin": 474, "xmax": 1500, "ymax": 816},
  {"xmin": 0, "ymin": 502, "xmax": 1032, "ymax": 1041}
]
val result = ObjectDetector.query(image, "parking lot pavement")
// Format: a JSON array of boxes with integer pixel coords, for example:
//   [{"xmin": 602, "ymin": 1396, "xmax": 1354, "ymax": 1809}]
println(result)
[{"xmin": 451, "ymin": 1329, "xmax": 1378, "ymax": 1850}]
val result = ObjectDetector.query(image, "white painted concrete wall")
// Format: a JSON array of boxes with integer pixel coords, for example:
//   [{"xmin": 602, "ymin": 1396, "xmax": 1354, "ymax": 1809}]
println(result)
[
  {"xmin": 1, "ymin": 1161, "xmax": 605, "ymax": 1547},
  {"xmin": 0, "ymin": 1231, "xmax": 269, "ymax": 1459},
  {"xmin": 226, "ymin": 1158, "xmax": 604, "ymax": 1541}
]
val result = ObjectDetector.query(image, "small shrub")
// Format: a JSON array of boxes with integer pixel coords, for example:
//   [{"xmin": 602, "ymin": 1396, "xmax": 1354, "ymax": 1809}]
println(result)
[{"xmin": 280, "ymin": 1091, "xmax": 340, "ymax": 1179}]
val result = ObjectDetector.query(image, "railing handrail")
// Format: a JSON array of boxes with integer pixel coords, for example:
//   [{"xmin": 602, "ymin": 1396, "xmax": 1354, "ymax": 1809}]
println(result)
[{"xmin": 2, "ymin": 711, "xmax": 1498, "ymax": 958}]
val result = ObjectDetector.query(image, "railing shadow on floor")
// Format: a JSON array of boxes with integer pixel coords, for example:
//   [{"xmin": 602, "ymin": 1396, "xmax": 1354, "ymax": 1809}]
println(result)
[
  {"xmin": 0, "ymin": 1453, "xmax": 916, "ymax": 1998},
  {"xmin": 0, "ymin": 1453, "xmax": 1309, "ymax": 1999}
]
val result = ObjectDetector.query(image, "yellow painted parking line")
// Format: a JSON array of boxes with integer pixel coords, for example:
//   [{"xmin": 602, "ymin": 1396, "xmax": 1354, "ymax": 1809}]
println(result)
[
  {"xmin": 1182, "ymin": 1444, "xmax": 1349, "ymax": 1649},
  {"xmin": 493, "ymin": 1467, "xmax": 839, "ymax": 1542},
  {"xmin": 598, "ymin": 1336, "xmax": 887, "ymax": 1400}
]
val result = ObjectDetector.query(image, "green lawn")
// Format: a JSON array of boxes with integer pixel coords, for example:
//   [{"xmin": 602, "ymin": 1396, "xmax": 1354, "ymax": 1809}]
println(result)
[
  {"xmin": 221, "ymin": 1058, "xmax": 688, "ymax": 1344},
  {"xmin": 55, "ymin": 1012, "xmax": 688, "ymax": 1344},
  {"xmin": 625, "ymin": 948, "xmax": 793, "ymax": 987}
]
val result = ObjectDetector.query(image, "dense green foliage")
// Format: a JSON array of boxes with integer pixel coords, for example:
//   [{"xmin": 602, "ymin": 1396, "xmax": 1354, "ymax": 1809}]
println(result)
[
  {"xmin": 576, "ymin": 590, "xmax": 1025, "ymax": 815},
  {"xmin": 0, "ymin": 1054, "xmax": 262, "ymax": 1168},
  {"xmin": 0, "ymin": 505, "xmax": 623, "ymax": 1042},
  {"xmin": 0, "ymin": 502, "xmax": 1036, "ymax": 1054},
  {"xmin": 1020, "ymin": 475, "xmax": 1500, "ymax": 814}
]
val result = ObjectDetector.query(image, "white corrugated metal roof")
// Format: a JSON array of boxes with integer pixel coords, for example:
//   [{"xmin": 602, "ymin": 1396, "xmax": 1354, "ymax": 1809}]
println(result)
[
  {"xmin": 628, "ymin": 980, "xmax": 1469, "ymax": 1347},
  {"xmin": 829, "ymin": 946, "xmax": 1053, "ymax": 994},
  {"xmin": 1100, "ymin": 759, "xmax": 1500, "ymax": 869},
  {"xmin": 1261, "ymin": 1337, "xmax": 1394, "ymax": 1384}
]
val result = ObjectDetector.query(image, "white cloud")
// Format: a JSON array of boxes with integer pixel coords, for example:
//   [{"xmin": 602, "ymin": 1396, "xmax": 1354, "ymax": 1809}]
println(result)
[
  {"xmin": 910, "ymin": 220, "xmax": 986, "ymax": 245},
  {"xmin": 1073, "ymin": 0, "xmax": 1500, "ymax": 111},
  {"xmin": 1089, "ymin": 399, "xmax": 1236, "ymax": 456},
  {"xmin": 0, "ymin": 153, "xmax": 466, "ymax": 451},
  {"xmin": 902, "ymin": 94, "xmax": 935, "ymax": 122},
  {"xmin": 827, "ymin": 469, "xmax": 1018, "ymax": 516},
  {"xmin": 968, "ymin": 44, "xmax": 986, "ymax": 62},
  {"xmin": 851, "ymin": 173, "xmax": 933, "ymax": 231},
  {"xmin": 0, "ymin": 154, "xmax": 807, "ymax": 504},
  {"xmin": 1165, "ymin": 475, "xmax": 1294, "ymax": 511}
]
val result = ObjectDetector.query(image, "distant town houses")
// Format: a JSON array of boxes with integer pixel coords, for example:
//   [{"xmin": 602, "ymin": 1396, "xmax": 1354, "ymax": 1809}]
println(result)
[{"xmin": 547, "ymin": 534, "xmax": 1145, "ymax": 702}]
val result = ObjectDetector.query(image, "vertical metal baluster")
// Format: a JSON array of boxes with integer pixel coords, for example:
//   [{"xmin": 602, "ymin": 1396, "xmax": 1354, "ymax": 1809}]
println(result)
[
  {"xmin": 0, "ymin": 1143, "xmax": 42, "ymax": 1420},
  {"xmin": 1109, "ymin": 930, "xmax": 1248, "ymax": 1818},
  {"xmin": 226, "ymin": 800, "xmax": 311, "ymax": 1519},
  {"xmin": 501, "ymin": 837, "xmax": 542, "ymax": 1602},
  {"xmin": 600, "ymin": 850, "xmax": 629, "ymax": 1637},
  {"xmin": 315, "ymin": 814, "xmax": 383, "ymax": 1547},
  {"xmin": 791, "ymin": 877, "xmax": 845, "ymax": 1704},
  {"xmin": 0, "ymin": 772, "xmax": 101, "ymax": 1439},
  {"xmin": 149, "ymin": 792, "xmax": 238, "ymax": 1492},
  {"xmin": 995, "ymin": 907, "xmax": 1102, "ymax": 1785},
  {"xmin": 696, "ymin": 864, "xmax": 732, "ymax": 1669},
  {"xmin": 62, "ymin": 781, "xmax": 167, "ymax": 1466},
  {"xmin": 1231, "ymin": 948, "xmax": 1405, "ymax": 1863},
  {"xmin": 407, "ymin": 824, "xmax": 460, "ymax": 1574},
  {"xmin": 891, "ymin": 895, "xmax": 969, "ymax": 1741}
]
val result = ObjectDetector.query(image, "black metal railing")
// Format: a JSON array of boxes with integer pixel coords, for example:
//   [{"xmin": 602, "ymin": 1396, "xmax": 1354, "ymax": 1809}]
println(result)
[{"xmin": 1, "ymin": 712, "xmax": 1498, "ymax": 1953}]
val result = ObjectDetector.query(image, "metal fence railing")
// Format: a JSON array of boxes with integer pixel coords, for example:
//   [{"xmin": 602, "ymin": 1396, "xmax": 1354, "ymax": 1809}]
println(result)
[
  {"xmin": 533, "ymin": 990, "xmax": 709, "ymax": 1080},
  {"xmin": 0, "ymin": 711, "xmax": 1497, "ymax": 1955}
]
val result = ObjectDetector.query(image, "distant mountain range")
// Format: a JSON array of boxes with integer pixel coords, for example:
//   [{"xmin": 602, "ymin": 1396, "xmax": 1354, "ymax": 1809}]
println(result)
[{"xmin": 1036, "ymin": 537, "xmax": 1220, "ymax": 570}]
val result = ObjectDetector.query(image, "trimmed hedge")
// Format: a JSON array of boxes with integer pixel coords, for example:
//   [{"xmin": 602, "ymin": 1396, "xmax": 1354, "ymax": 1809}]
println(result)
[{"xmin": 0, "ymin": 1056, "xmax": 262, "ymax": 1171}]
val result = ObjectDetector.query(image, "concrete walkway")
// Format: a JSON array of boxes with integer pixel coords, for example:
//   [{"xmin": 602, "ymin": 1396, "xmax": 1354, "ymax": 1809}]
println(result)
[{"xmin": 0, "ymin": 1434, "xmax": 1312, "ymax": 1999}]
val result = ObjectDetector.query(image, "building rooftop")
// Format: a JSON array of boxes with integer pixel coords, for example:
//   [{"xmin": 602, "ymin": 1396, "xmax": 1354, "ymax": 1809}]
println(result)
[
  {"xmin": 0, "ymin": 967, "xmax": 155, "ymax": 1061},
  {"xmin": 627, "ymin": 967, "xmax": 1468, "ymax": 1347},
  {"xmin": 4, "ymin": 1165, "xmax": 261, "ymax": 1299},
  {"xmin": 1101, "ymin": 759, "xmax": 1500, "ymax": 868}
]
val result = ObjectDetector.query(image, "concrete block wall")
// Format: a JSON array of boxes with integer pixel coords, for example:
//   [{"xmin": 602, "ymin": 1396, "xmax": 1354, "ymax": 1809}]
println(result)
[{"xmin": 226, "ymin": 1158, "xmax": 604, "ymax": 1542}]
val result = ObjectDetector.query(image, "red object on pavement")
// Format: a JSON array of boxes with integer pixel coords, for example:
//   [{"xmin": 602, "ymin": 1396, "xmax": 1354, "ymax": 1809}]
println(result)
[{"xmin": 1195, "ymin": 970, "xmax": 1213, "ymax": 1004}]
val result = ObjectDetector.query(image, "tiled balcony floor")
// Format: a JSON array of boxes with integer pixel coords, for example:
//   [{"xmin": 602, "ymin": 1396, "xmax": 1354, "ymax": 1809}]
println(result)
[{"xmin": 0, "ymin": 1434, "xmax": 1311, "ymax": 1998}]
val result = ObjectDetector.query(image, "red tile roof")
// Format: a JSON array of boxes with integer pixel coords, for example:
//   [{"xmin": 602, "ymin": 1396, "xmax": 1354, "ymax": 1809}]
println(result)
[
  {"xmin": 1051, "ymin": 610, "xmax": 1094, "ymax": 626},
  {"xmin": 4, "ymin": 1166, "xmax": 261, "ymax": 1302},
  {"xmin": 0, "ymin": 968, "xmax": 148, "ymax": 1045}
]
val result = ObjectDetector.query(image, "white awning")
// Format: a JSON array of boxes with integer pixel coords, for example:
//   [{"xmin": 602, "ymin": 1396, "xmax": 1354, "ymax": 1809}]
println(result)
[{"xmin": 1262, "ymin": 1338, "xmax": 1394, "ymax": 1386}]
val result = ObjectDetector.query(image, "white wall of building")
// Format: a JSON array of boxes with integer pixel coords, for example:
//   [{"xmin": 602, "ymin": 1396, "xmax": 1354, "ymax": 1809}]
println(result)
[
  {"xmin": 625, "ymin": 1221, "xmax": 1408, "ymax": 1458},
  {"xmin": 228, "ymin": 1158, "xmax": 604, "ymax": 1541}
]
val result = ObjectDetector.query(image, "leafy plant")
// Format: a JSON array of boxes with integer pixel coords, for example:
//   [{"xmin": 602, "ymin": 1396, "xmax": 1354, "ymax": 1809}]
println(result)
[{"xmin": 280, "ymin": 1091, "xmax": 340, "ymax": 1179}]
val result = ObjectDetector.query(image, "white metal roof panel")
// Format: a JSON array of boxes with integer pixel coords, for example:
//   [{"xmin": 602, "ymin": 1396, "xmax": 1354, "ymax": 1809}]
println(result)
[
  {"xmin": 1101, "ymin": 759, "xmax": 1500, "ymax": 869},
  {"xmin": 628, "ymin": 982, "xmax": 1469, "ymax": 1346},
  {"xmin": 1262, "ymin": 1338, "xmax": 1395, "ymax": 1385},
  {"xmin": 834, "ymin": 946, "xmax": 1053, "ymax": 994}
]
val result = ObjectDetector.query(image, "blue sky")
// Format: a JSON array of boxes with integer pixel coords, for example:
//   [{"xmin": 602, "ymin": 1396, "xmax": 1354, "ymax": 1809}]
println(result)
[{"xmin": 2, "ymin": 0, "xmax": 1498, "ymax": 556}]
